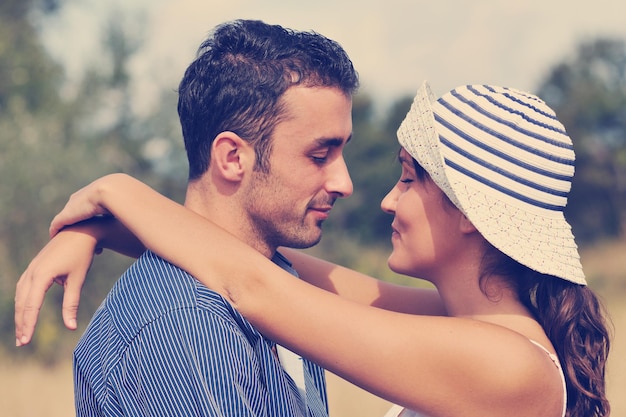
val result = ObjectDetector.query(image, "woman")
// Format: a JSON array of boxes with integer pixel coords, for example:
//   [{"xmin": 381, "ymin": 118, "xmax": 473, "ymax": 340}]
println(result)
[{"xmin": 16, "ymin": 82, "xmax": 610, "ymax": 416}]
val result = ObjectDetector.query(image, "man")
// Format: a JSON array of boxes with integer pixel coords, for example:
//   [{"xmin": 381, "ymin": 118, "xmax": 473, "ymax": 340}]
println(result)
[{"xmin": 17, "ymin": 19, "xmax": 359, "ymax": 416}]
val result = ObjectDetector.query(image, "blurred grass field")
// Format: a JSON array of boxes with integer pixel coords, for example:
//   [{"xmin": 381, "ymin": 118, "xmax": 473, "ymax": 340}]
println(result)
[{"xmin": 2, "ymin": 238, "xmax": 625, "ymax": 417}]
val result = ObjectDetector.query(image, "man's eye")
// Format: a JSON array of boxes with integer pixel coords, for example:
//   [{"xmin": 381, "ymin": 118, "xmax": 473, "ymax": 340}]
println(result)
[{"xmin": 311, "ymin": 155, "xmax": 328, "ymax": 163}]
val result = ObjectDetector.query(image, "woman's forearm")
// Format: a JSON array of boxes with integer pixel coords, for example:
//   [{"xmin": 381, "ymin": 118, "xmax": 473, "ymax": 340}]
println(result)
[
  {"xmin": 52, "ymin": 174, "xmax": 192, "ymax": 262},
  {"xmin": 73, "ymin": 175, "xmax": 366, "ymax": 313},
  {"xmin": 280, "ymin": 248, "xmax": 445, "ymax": 315},
  {"xmin": 69, "ymin": 174, "xmax": 249, "ymax": 298}
]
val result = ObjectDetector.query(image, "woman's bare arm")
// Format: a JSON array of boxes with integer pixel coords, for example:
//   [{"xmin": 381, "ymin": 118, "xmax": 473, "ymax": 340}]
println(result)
[{"xmin": 280, "ymin": 248, "xmax": 446, "ymax": 316}]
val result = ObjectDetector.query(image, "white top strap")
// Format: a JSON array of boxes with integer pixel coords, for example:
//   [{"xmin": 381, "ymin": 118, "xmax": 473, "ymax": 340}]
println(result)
[{"xmin": 529, "ymin": 339, "xmax": 567, "ymax": 417}]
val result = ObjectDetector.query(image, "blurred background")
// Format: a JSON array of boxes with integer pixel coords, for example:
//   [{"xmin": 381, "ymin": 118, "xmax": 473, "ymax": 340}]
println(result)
[{"xmin": 1, "ymin": 0, "xmax": 626, "ymax": 416}]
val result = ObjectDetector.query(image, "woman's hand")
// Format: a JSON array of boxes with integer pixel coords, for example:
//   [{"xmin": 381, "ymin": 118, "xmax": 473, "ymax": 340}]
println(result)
[
  {"xmin": 49, "ymin": 175, "xmax": 117, "ymax": 238},
  {"xmin": 16, "ymin": 173, "xmax": 148, "ymax": 346},
  {"xmin": 15, "ymin": 225, "xmax": 99, "ymax": 346}
]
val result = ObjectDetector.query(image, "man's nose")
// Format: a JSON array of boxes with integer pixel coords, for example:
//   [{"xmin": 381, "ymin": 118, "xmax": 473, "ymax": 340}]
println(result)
[{"xmin": 327, "ymin": 157, "xmax": 353, "ymax": 198}]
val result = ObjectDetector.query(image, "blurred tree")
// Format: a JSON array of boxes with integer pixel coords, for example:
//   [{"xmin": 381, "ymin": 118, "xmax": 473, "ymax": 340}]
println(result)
[
  {"xmin": 538, "ymin": 38, "xmax": 626, "ymax": 244},
  {"xmin": 0, "ymin": 0, "xmax": 68, "ymax": 356},
  {"xmin": 0, "ymin": 1, "xmax": 185, "ymax": 360}
]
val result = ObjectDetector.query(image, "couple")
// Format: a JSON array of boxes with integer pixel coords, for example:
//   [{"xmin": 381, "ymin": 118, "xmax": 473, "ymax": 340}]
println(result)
[{"xmin": 15, "ymin": 19, "xmax": 610, "ymax": 417}]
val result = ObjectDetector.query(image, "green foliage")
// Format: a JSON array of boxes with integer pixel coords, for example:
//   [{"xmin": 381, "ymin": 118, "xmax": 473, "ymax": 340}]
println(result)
[{"xmin": 537, "ymin": 38, "xmax": 626, "ymax": 244}]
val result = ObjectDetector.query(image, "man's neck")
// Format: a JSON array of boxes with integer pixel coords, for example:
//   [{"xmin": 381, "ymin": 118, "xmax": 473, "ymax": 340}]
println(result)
[{"xmin": 183, "ymin": 185, "xmax": 276, "ymax": 259}]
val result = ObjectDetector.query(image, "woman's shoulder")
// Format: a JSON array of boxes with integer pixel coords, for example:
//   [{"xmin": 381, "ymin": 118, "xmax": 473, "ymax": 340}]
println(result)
[{"xmin": 426, "ymin": 317, "xmax": 566, "ymax": 415}]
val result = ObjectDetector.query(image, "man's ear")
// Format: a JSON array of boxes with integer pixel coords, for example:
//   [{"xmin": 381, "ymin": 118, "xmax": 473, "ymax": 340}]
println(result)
[{"xmin": 211, "ymin": 132, "xmax": 254, "ymax": 182}]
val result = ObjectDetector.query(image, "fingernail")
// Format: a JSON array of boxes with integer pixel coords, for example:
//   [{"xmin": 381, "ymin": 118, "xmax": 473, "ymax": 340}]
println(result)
[
  {"xmin": 16, "ymin": 338, "xmax": 21, "ymax": 347},
  {"xmin": 69, "ymin": 319, "xmax": 77, "ymax": 328}
]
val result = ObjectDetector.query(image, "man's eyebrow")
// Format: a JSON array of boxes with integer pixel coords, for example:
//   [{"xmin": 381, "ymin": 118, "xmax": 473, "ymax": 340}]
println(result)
[{"xmin": 314, "ymin": 133, "xmax": 353, "ymax": 148}]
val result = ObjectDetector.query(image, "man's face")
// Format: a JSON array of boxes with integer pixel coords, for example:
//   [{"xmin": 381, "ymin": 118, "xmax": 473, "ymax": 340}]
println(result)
[{"xmin": 242, "ymin": 86, "xmax": 353, "ymax": 253}]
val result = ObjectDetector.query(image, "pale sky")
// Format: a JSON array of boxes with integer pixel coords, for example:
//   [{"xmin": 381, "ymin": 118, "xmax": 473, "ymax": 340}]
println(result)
[{"xmin": 41, "ymin": 0, "xmax": 626, "ymax": 114}]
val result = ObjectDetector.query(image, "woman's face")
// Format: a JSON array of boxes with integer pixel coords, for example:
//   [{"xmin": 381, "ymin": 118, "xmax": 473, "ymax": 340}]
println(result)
[{"xmin": 380, "ymin": 149, "xmax": 463, "ymax": 280}]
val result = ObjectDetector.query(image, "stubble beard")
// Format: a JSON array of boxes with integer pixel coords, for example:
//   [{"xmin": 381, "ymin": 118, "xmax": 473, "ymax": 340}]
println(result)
[
  {"xmin": 245, "ymin": 171, "xmax": 325, "ymax": 251},
  {"xmin": 252, "ymin": 212, "xmax": 324, "ymax": 251}
]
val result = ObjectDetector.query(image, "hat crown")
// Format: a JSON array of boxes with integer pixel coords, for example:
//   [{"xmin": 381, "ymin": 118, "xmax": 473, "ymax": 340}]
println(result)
[{"xmin": 433, "ymin": 84, "xmax": 576, "ymax": 215}]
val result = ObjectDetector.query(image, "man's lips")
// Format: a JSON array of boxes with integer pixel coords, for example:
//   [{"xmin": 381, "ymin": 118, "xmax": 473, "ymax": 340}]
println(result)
[
  {"xmin": 308, "ymin": 206, "xmax": 332, "ymax": 219},
  {"xmin": 309, "ymin": 206, "xmax": 332, "ymax": 212}
]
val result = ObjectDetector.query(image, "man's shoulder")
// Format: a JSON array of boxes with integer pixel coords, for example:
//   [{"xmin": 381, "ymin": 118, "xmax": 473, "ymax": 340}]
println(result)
[
  {"xmin": 113, "ymin": 250, "xmax": 197, "ymax": 304},
  {"xmin": 102, "ymin": 251, "xmax": 242, "ymax": 329},
  {"xmin": 78, "ymin": 251, "xmax": 261, "ymax": 354}
]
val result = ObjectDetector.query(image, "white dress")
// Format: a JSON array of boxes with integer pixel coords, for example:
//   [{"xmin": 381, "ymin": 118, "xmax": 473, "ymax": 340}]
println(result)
[{"xmin": 381, "ymin": 340, "xmax": 567, "ymax": 417}]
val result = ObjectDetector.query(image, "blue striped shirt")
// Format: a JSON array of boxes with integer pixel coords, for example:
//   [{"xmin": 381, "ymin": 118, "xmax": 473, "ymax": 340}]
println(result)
[{"xmin": 73, "ymin": 251, "xmax": 328, "ymax": 417}]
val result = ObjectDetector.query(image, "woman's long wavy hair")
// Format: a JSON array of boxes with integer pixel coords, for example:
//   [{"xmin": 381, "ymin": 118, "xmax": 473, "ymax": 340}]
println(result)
[{"xmin": 480, "ymin": 247, "xmax": 612, "ymax": 417}]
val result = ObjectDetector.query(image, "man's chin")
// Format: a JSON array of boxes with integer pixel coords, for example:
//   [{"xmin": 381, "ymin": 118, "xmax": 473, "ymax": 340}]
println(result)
[
  {"xmin": 288, "ymin": 230, "xmax": 323, "ymax": 249},
  {"xmin": 295, "ymin": 236, "xmax": 322, "ymax": 249}
]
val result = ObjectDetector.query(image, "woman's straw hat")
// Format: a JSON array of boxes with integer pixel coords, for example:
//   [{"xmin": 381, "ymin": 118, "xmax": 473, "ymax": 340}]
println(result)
[{"xmin": 397, "ymin": 81, "xmax": 586, "ymax": 285}]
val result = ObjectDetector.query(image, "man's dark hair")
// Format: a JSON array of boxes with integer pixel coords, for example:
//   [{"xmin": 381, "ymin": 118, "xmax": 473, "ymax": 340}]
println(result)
[{"xmin": 178, "ymin": 19, "xmax": 360, "ymax": 180}]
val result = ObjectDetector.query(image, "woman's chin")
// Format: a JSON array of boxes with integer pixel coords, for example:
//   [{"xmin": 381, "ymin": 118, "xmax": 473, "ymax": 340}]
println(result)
[{"xmin": 387, "ymin": 255, "xmax": 409, "ymax": 276}]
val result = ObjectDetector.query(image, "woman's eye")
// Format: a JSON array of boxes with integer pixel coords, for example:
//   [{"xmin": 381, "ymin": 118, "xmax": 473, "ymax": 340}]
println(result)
[{"xmin": 400, "ymin": 178, "xmax": 413, "ymax": 184}]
